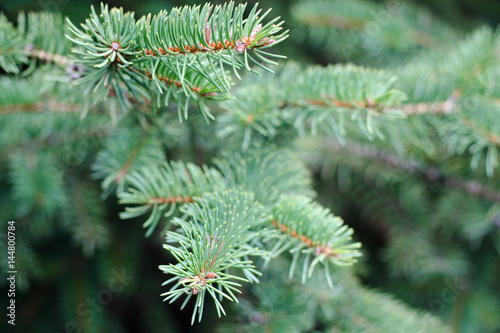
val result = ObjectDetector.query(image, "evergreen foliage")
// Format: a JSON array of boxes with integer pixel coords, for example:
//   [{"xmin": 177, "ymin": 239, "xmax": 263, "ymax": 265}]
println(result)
[{"xmin": 1, "ymin": 0, "xmax": 499, "ymax": 332}]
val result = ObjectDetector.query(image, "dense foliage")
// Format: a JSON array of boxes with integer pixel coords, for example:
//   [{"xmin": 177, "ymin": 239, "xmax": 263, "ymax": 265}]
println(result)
[{"xmin": 1, "ymin": 0, "xmax": 499, "ymax": 332}]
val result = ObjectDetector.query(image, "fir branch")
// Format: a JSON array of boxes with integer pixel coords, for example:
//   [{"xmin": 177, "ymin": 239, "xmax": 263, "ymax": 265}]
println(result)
[
  {"xmin": 400, "ymin": 93, "xmax": 458, "ymax": 115},
  {"xmin": 0, "ymin": 100, "xmax": 82, "ymax": 114},
  {"xmin": 293, "ymin": 2, "xmax": 436, "ymax": 47},
  {"xmin": 459, "ymin": 114, "xmax": 500, "ymax": 146},
  {"xmin": 445, "ymin": 177, "xmax": 500, "ymax": 203},
  {"xmin": 114, "ymin": 134, "xmax": 148, "ymax": 184},
  {"xmin": 217, "ymin": 63, "xmax": 407, "ymax": 143},
  {"xmin": 0, "ymin": 71, "xmax": 87, "ymax": 115},
  {"xmin": 139, "ymin": 2, "xmax": 287, "ymax": 68},
  {"xmin": 92, "ymin": 126, "xmax": 166, "ymax": 196},
  {"xmin": 159, "ymin": 190, "xmax": 271, "ymax": 324},
  {"xmin": 0, "ymin": 13, "xmax": 28, "ymax": 73},
  {"xmin": 214, "ymin": 145, "xmax": 314, "ymax": 202},
  {"xmin": 0, "ymin": 11, "xmax": 71, "ymax": 73},
  {"xmin": 291, "ymin": 0, "xmax": 460, "ymax": 65},
  {"xmin": 435, "ymin": 95, "xmax": 500, "ymax": 176},
  {"xmin": 288, "ymin": 90, "xmax": 459, "ymax": 116},
  {"xmin": 142, "ymin": 22, "xmax": 277, "ymax": 56},
  {"xmin": 149, "ymin": 196, "xmax": 195, "ymax": 204},
  {"xmin": 25, "ymin": 46, "xmax": 70, "ymax": 67},
  {"xmin": 271, "ymin": 219, "xmax": 342, "ymax": 257},
  {"xmin": 129, "ymin": 64, "xmax": 225, "ymax": 119},
  {"xmin": 65, "ymin": 4, "xmax": 151, "ymax": 110},
  {"xmin": 323, "ymin": 140, "xmax": 500, "ymax": 203},
  {"xmin": 118, "ymin": 161, "xmax": 224, "ymax": 236},
  {"xmin": 268, "ymin": 194, "xmax": 362, "ymax": 287},
  {"xmin": 65, "ymin": 2, "xmax": 287, "ymax": 117}
]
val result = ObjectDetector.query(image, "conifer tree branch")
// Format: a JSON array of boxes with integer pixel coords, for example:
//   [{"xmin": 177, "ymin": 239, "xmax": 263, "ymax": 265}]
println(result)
[
  {"xmin": 267, "ymin": 194, "xmax": 361, "ymax": 287},
  {"xmin": 149, "ymin": 196, "xmax": 195, "ymax": 204},
  {"xmin": 323, "ymin": 140, "xmax": 500, "ymax": 203},
  {"xmin": 130, "ymin": 66, "xmax": 221, "ymax": 99},
  {"xmin": 459, "ymin": 115, "xmax": 500, "ymax": 147},
  {"xmin": 445, "ymin": 177, "xmax": 500, "ymax": 203},
  {"xmin": 159, "ymin": 190, "xmax": 272, "ymax": 324},
  {"xmin": 114, "ymin": 134, "xmax": 149, "ymax": 184},
  {"xmin": 64, "ymin": 2, "xmax": 287, "ymax": 118},
  {"xmin": 0, "ymin": 101, "xmax": 82, "ymax": 114},
  {"xmin": 294, "ymin": 7, "xmax": 436, "ymax": 47},
  {"xmin": 92, "ymin": 126, "xmax": 167, "ymax": 198},
  {"xmin": 291, "ymin": 0, "xmax": 459, "ymax": 66},
  {"xmin": 288, "ymin": 94, "xmax": 459, "ymax": 116},
  {"xmin": 25, "ymin": 45, "xmax": 70, "ymax": 68},
  {"xmin": 118, "ymin": 161, "xmax": 224, "ymax": 236},
  {"xmin": 0, "ymin": 11, "xmax": 71, "ymax": 73},
  {"xmin": 396, "ymin": 90, "xmax": 460, "ymax": 116}
]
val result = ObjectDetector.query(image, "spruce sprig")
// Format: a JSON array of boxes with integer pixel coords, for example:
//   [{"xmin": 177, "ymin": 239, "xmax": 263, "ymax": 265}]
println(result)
[
  {"xmin": 214, "ymin": 145, "xmax": 315, "ymax": 201},
  {"xmin": 0, "ymin": 12, "xmax": 70, "ymax": 74},
  {"xmin": 65, "ymin": 2, "xmax": 288, "ymax": 118},
  {"xmin": 0, "ymin": 14, "xmax": 29, "ymax": 73},
  {"xmin": 139, "ymin": 2, "xmax": 287, "ymax": 86},
  {"xmin": 66, "ymin": 4, "xmax": 149, "ymax": 110},
  {"xmin": 268, "ymin": 194, "xmax": 362, "ymax": 287},
  {"xmin": 118, "ymin": 145, "xmax": 314, "ymax": 236},
  {"xmin": 159, "ymin": 190, "xmax": 270, "ymax": 324},
  {"xmin": 215, "ymin": 62, "xmax": 407, "ymax": 145},
  {"xmin": 119, "ymin": 161, "xmax": 225, "ymax": 236}
]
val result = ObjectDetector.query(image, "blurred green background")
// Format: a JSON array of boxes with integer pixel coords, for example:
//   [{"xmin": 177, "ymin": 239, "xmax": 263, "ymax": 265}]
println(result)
[
  {"xmin": 2, "ymin": 0, "xmax": 500, "ymax": 65},
  {"xmin": 1, "ymin": 0, "xmax": 500, "ymax": 332}
]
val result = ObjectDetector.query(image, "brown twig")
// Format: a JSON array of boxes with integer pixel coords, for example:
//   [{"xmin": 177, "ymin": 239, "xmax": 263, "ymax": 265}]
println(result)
[
  {"xmin": 24, "ymin": 45, "xmax": 70, "ymax": 67},
  {"xmin": 271, "ymin": 220, "xmax": 341, "ymax": 257},
  {"xmin": 460, "ymin": 115, "xmax": 500, "ymax": 146},
  {"xmin": 149, "ymin": 196, "xmax": 194, "ymax": 204},
  {"xmin": 129, "ymin": 67, "xmax": 218, "ymax": 98},
  {"xmin": 114, "ymin": 134, "xmax": 149, "ymax": 184},
  {"xmin": 293, "ymin": 91, "xmax": 459, "ymax": 116},
  {"xmin": 0, "ymin": 101, "xmax": 82, "ymax": 114},
  {"xmin": 143, "ymin": 24, "xmax": 274, "ymax": 56},
  {"xmin": 324, "ymin": 140, "xmax": 500, "ymax": 203}
]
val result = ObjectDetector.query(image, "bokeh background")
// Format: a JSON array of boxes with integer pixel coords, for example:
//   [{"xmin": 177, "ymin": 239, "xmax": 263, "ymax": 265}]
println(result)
[{"xmin": 1, "ymin": 0, "xmax": 500, "ymax": 332}]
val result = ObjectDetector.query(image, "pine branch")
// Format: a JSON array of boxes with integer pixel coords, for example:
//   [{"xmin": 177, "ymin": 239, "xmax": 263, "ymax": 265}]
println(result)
[
  {"xmin": 0, "ymin": 12, "xmax": 71, "ymax": 73},
  {"xmin": 437, "ymin": 95, "xmax": 500, "ymax": 176},
  {"xmin": 65, "ymin": 2, "xmax": 287, "ymax": 118},
  {"xmin": 395, "ymin": 27, "xmax": 500, "ymax": 104},
  {"xmin": 159, "ymin": 190, "xmax": 271, "ymax": 324},
  {"xmin": 321, "ymin": 139, "xmax": 500, "ymax": 203},
  {"xmin": 138, "ymin": 2, "xmax": 287, "ymax": 76},
  {"xmin": 224, "ymin": 268, "xmax": 449, "ymax": 332},
  {"xmin": 458, "ymin": 113, "xmax": 500, "ymax": 147},
  {"xmin": 216, "ymin": 62, "xmax": 407, "ymax": 143},
  {"xmin": 25, "ymin": 46, "xmax": 70, "ymax": 68},
  {"xmin": 214, "ymin": 145, "xmax": 314, "ymax": 202},
  {"xmin": 131, "ymin": 63, "xmax": 228, "ymax": 121},
  {"xmin": 118, "ymin": 160, "xmax": 224, "ymax": 236},
  {"xmin": 119, "ymin": 145, "xmax": 313, "ymax": 237},
  {"xmin": 291, "ymin": 0, "xmax": 460, "ymax": 65},
  {"xmin": 0, "ymin": 100, "xmax": 82, "ymax": 114},
  {"xmin": 92, "ymin": 125, "xmax": 166, "ymax": 196},
  {"xmin": 400, "ymin": 92, "xmax": 459, "ymax": 115},
  {"xmin": 0, "ymin": 14, "xmax": 28, "ymax": 73},
  {"xmin": 268, "ymin": 194, "xmax": 361, "ymax": 287}
]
